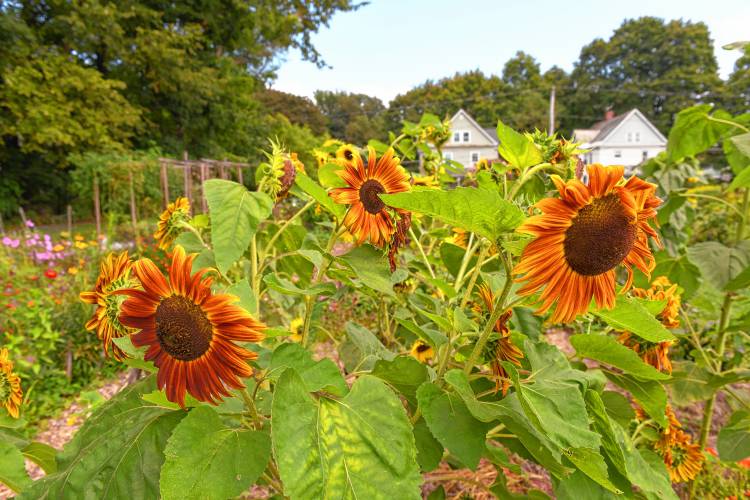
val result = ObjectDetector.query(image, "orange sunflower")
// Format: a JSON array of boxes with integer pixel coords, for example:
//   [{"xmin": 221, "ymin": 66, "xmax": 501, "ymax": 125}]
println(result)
[
  {"xmin": 514, "ymin": 164, "xmax": 661, "ymax": 323},
  {"xmin": 80, "ymin": 252, "xmax": 138, "ymax": 360},
  {"xmin": 154, "ymin": 197, "xmax": 191, "ymax": 251},
  {"xmin": 118, "ymin": 246, "xmax": 265, "ymax": 406},
  {"xmin": 0, "ymin": 348, "xmax": 23, "ymax": 418},
  {"xmin": 329, "ymin": 147, "xmax": 411, "ymax": 247},
  {"xmin": 476, "ymin": 284, "xmax": 523, "ymax": 395}
]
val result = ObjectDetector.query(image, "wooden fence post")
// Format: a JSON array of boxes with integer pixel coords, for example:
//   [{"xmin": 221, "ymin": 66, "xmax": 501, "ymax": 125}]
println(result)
[
  {"xmin": 236, "ymin": 165, "xmax": 243, "ymax": 185},
  {"xmin": 66, "ymin": 205, "xmax": 73, "ymax": 237},
  {"xmin": 200, "ymin": 162, "xmax": 208, "ymax": 213},
  {"xmin": 128, "ymin": 169, "xmax": 139, "ymax": 246},
  {"xmin": 93, "ymin": 175, "xmax": 102, "ymax": 241},
  {"xmin": 183, "ymin": 152, "xmax": 192, "ymax": 211},
  {"xmin": 160, "ymin": 161, "xmax": 170, "ymax": 208}
]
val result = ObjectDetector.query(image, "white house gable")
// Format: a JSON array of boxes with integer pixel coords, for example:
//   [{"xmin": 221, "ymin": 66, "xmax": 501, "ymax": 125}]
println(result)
[
  {"xmin": 441, "ymin": 109, "xmax": 499, "ymax": 167},
  {"xmin": 600, "ymin": 110, "xmax": 666, "ymax": 147}
]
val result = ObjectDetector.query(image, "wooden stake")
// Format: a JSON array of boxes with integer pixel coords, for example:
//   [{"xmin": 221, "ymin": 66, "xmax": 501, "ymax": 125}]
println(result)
[
  {"xmin": 93, "ymin": 175, "xmax": 102, "ymax": 240},
  {"xmin": 66, "ymin": 205, "xmax": 73, "ymax": 237},
  {"xmin": 183, "ymin": 152, "xmax": 192, "ymax": 211},
  {"xmin": 128, "ymin": 169, "xmax": 139, "ymax": 246},
  {"xmin": 236, "ymin": 166, "xmax": 243, "ymax": 185},
  {"xmin": 160, "ymin": 161, "xmax": 170, "ymax": 209},
  {"xmin": 200, "ymin": 162, "xmax": 208, "ymax": 213}
]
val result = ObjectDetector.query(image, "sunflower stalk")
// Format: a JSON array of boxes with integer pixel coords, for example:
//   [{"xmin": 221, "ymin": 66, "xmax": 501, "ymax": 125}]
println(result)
[
  {"xmin": 301, "ymin": 225, "xmax": 342, "ymax": 347},
  {"xmin": 262, "ymin": 199, "xmax": 316, "ymax": 258},
  {"xmin": 240, "ymin": 387, "xmax": 262, "ymax": 430},
  {"xmin": 463, "ymin": 249, "xmax": 513, "ymax": 375},
  {"xmin": 453, "ymin": 233, "xmax": 476, "ymax": 290},
  {"xmin": 507, "ymin": 162, "xmax": 553, "ymax": 200},
  {"xmin": 459, "ymin": 244, "xmax": 489, "ymax": 308},
  {"xmin": 409, "ymin": 227, "xmax": 436, "ymax": 279}
]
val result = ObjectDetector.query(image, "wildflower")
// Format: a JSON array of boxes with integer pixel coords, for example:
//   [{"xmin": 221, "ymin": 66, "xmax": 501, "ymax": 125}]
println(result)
[
  {"xmin": 289, "ymin": 317, "xmax": 304, "ymax": 343},
  {"xmin": 329, "ymin": 147, "xmax": 411, "ymax": 247},
  {"xmin": 154, "ymin": 197, "xmax": 191, "ymax": 251},
  {"xmin": 0, "ymin": 348, "xmax": 23, "ymax": 418},
  {"xmin": 79, "ymin": 252, "xmax": 138, "ymax": 360},
  {"xmin": 410, "ymin": 339, "xmax": 434, "ymax": 363},
  {"xmin": 52, "ymin": 244, "xmax": 65, "ymax": 252},
  {"xmin": 67, "ymin": 267, "xmax": 79, "ymax": 275},
  {"xmin": 514, "ymin": 164, "xmax": 661, "ymax": 323},
  {"xmin": 335, "ymin": 144, "xmax": 359, "ymax": 164},
  {"xmin": 25, "ymin": 220, "xmax": 34, "ymax": 228},
  {"xmin": 44, "ymin": 269, "xmax": 57, "ymax": 279},
  {"xmin": 118, "ymin": 246, "xmax": 265, "ymax": 406}
]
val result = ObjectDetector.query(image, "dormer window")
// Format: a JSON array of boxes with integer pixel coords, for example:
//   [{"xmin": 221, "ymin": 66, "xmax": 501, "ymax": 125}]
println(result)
[
  {"xmin": 453, "ymin": 132, "xmax": 460, "ymax": 143},
  {"xmin": 635, "ymin": 132, "xmax": 640, "ymax": 142},
  {"xmin": 463, "ymin": 131, "xmax": 470, "ymax": 142},
  {"xmin": 627, "ymin": 133, "xmax": 632, "ymax": 142}
]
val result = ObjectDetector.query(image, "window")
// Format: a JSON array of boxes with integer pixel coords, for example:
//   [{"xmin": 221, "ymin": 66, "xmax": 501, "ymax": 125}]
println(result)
[
  {"xmin": 627, "ymin": 132, "xmax": 632, "ymax": 142},
  {"xmin": 471, "ymin": 152, "xmax": 480, "ymax": 163},
  {"xmin": 462, "ymin": 131, "xmax": 470, "ymax": 142},
  {"xmin": 642, "ymin": 150, "xmax": 648, "ymax": 161},
  {"xmin": 614, "ymin": 150, "xmax": 622, "ymax": 158},
  {"xmin": 635, "ymin": 132, "xmax": 641, "ymax": 142},
  {"xmin": 453, "ymin": 132, "xmax": 460, "ymax": 143},
  {"xmin": 444, "ymin": 152, "xmax": 453, "ymax": 161}
]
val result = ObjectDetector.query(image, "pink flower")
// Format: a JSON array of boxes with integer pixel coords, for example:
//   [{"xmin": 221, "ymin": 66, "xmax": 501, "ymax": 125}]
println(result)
[{"xmin": 25, "ymin": 220, "xmax": 35, "ymax": 228}]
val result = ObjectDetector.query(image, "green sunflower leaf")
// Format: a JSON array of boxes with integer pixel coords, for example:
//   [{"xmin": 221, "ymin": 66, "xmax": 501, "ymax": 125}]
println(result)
[
  {"xmin": 204, "ymin": 179, "xmax": 273, "ymax": 275},
  {"xmin": 593, "ymin": 296, "xmax": 675, "ymax": 343},
  {"xmin": 605, "ymin": 372, "xmax": 667, "ymax": 427},
  {"xmin": 380, "ymin": 187, "xmax": 524, "ymax": 242},
  {"xmin": 496, "ymin": 120, "xmax": 544, "ymax": 169},
  {"xmin": 0, "ymin": 441, "xmax": 30, "ymax": 493},
  {"xmin": 160, "ymin": 406, "xmax": 271, "ymax": 500},
  {"xmin": 19, "ymin": 377, "xmax": 184, "ymax": 500},
  {"xmin": 294, "ymin": 173, "xmax": 346, "ymax": 219},
  {"xmin": 272, "ymin": 370, "xmax": 422, "ymax": 500},
  {"xmin": 570, "ymin": 334, "xmax": 670, "ymax": 380}
]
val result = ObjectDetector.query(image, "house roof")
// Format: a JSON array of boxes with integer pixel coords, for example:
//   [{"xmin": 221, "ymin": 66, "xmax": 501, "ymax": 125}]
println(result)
[
  {"xmin": 449, "ymin": 109, "xmax": 498, "ymax": 145},
  {"xmin": 573, "ymin": 109, "xmax": 667, "ymax": 145}
]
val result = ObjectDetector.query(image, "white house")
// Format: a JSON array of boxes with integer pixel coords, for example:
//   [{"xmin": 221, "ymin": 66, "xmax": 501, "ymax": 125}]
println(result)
[
  {"xmin": 440, "ymin": 109, "xmax": 499, "ymax": 166},
  {"xmin": 573, "ymin": 109, "xmax": 667, "ymax": 169}
]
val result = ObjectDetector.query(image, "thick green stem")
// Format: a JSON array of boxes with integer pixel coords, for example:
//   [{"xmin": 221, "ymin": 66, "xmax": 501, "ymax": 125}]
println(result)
[
  {"xmin": 409, "ymin": 227, "xmax": 436, "ymax": 279},
  {"xmin": 507, "ymin": 162, "xmax": 552, "ymax": 200},
  {"xmin": 301, "ymin": 227, "xmax": 340, "ymax": 347},
  {"xmin": 263, "ymin": 199, "xmax": 315, "ymax": 257},
  {"xmin": 459, "ymin": 245, "xmax": 489, "ymax": 308},
  {"xmin": 240, "ymin": 387, "xmax": 262, "ymax": 430},
  {"xmin": 454, "ymin": 233, "xmax": 476, "ymax": 290},
  {"xmin": 463, "ymin": 251, "xmax": 513, "ymax": 375}
]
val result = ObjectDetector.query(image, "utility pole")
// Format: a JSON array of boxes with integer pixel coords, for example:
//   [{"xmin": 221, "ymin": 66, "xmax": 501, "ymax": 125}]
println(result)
[{"xmin": 549, "ymin": 85, "xmax": 556, "ymax": 134}]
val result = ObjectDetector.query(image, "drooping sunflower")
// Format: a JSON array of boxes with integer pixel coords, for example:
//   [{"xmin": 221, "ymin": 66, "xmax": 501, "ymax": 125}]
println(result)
[
  {"xmin": 0, "ymin": 348, "xmax": 23, "ymax": 419},
  {"xmin": 154, "ymin": 197, "xmax": 191, "ymax": 251},
  {"xmin": 618, "ymin": 276, "xmax": 680, "ymax": 373},
  {"xmin": 329, "ymin": 147, "xmax": 411, "ymax": 247},
  {"xmin": 476, "ymin": 284, "xmax": 523, "ymax": 395},
  {"xmin": 118, "ymin": 246, "xmax": 265, "ymax": 406},
  {"xmin": 514, "ymin": 164, "xmax": 661, "ymax": 323},
  {"xmin": 410, "ymin": 339, "xmax": 434, "ymax": 363},
  {"xmin": 411, "ymin": 174, "xmax": 440, "ymax": 189},
  {"xmin": 79, "ymin": 252, "xmax": 138, "ymax": 360}
]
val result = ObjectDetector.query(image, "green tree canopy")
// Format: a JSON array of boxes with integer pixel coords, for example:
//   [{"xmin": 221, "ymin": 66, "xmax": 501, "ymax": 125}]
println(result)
[{"xmin": 314, "ymin": 90, "xmax": 387, "ymax": 144}]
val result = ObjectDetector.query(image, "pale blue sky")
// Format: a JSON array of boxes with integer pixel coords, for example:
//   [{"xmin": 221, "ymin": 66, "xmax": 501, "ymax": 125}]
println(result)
[{"xmin": 272, "ymin": 0, "xmax": 749, "ymax": 103}]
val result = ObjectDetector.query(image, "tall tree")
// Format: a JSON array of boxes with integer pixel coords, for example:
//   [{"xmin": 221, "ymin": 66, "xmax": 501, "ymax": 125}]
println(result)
[
  {"xmin": 314, "ymin": 91, "xmax": 386, "ymax": 144},
  {"xmin": 256, "ymin": 89, "xmax": 328, "ymax": 135},
  {"xmin": 726, "ymin": 46, "xmax": 750, "ymax": 115},
  {"xmin": 500, "ymin": 51, "xmax": 548, "ymax": 131},
  {"xmin": 564, "ymin": 17, "xmax": 724, "ymax": 133}
]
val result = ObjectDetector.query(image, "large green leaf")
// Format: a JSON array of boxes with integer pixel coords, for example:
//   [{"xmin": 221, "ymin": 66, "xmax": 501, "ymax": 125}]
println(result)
[
  {"xmin": 496, "ymin": 120, "xmax": 544, "ymax": 168},
  {"xmin": 412, "ymin": 418, "xmax": 443, "ymax": 472},
  {"xmin": 345, "ymin": 321, "xmax": 395, "ymax": 370},
  {"xmin": 605, "ymin": 373, "xmax": 667, "ymax": 427},
  {"xmin": 504, "ymin": 364, "xmax": 601, "ymax": 450},
  {"xmin": 667, "ymin": 105, "xmax": 733, "ymax": 161},
  {"xmin": 416, "ymin": 382, "xmax": 490, "ymax": 470},
  {"xmin": 593, "ymin": 296, "xmax": 674, "ymax": 343},
  {"xmin": 269, "ymin": 343, "xmax": 348, "ymax": 396},
  {"xmin": 718, "ymin": 410, "xmax": 750, "ymax": 461},
  {"xmin": 612, "ymin": 426, "xmax": 678, "ymax": 500},
  {"xmin": 687, "ymin": 240, "xmax": 750, "ymax": 290},
  {"xmin": 564, "ymin": 447, "xmax": 622, "ymax": 494},
  {"xmin": 272, "ymin": 370, "xmax": 422, "ymax": 499},
  {"xmin": 380, "ymin": 187, "xmax": 524, "ymax": 242},
  {"xmin": 294, "ymin": 173, "xmax": 346, "ymax": 219},
  {"xmin": 0, "ymin": 441, "xmax": 30, "ymax": 493},
  {"xmin": 651, "ymin": 254, "xmax": 701, "ymax": 299},
  {"xmin": 160, "ymin": 406, "xmax": 270, "ymax": 500},
  {"xmin": 21, "ymin": 377, "xmax": 184, "ymax": 499},
  {"xmin": 204, "ymin": 179, "xmax": 273, "ymax": 274},
  {"xmin": 22, "ymin": 442, "xmax": 57, "ymax": 474},
  {"xmin": 570, "ymin": 334, "xmax": 670, "ymax": 380},
  {"xmin": 441, "ymin": 370, "xmax": 571, "ymax": 478},
  {"xmin": 371, "ymin": 356, "xmax": 429, "ymax": 406},
  {"xmin": 225, "ymin": 279, "xmax": 257, "ymax": 315},
  {"xmin": 338, "ymin": 245, "xmax": 394, "ymax": 296}
]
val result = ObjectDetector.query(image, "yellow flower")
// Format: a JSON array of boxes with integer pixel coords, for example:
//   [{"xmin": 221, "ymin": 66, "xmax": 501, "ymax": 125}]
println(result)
[
  {"xmin": 75, "ymin": 241, "xmax": 88, "ymax": 250},
  {"xmin": 335, "ymin": 144, "xmax": 360, "ymax": 165},
  {"xmin": 289, "ymin": 317, "xmax": 304, "ymax": 343},
  {"xmin": 0, "ymin": 348, "xmax": 23, "ymax": 419},
  {"xmin": 74, "ymin": 234, "xmax": 85, "ymax": 242},
  {"xmin": 410, "ymin": 340, "xmax": 434, "ymax": 363},
  {"xmin": 412, "ymin": 175, "xmax": 440, "ymax": 189},
  {"xmin": 67, "ymin": 266, "xmax": 79, "ymax": 275},
  {"xmin": 52, "ymin": 244, "xmax": 65, "ymax": 252}
]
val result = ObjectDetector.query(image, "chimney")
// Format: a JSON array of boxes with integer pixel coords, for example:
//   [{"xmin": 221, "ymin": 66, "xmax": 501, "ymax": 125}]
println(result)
[{"xmin": 604, "ymin": 109, "xmax": 615, "ymax": 121}]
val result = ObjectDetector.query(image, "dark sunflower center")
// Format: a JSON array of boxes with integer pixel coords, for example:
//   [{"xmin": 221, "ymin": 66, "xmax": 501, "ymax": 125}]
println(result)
[
  {"xmin": 416, "ymin": 343, "xmax": 430, "ymax": 353},
  {"xmin": 359, "ymin": 179, "xmax": 386, "ymax": 214},
  {"xmin": 563, "ymin": 193, "xmax": 637, "ymax": 276},
  {"xmin": 344, "ymin": 149, "xmax": 354, "ymax": 160},
  {"xmin": 155, "ymin": 295, "xmax": 213, "ymax": 361}
]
